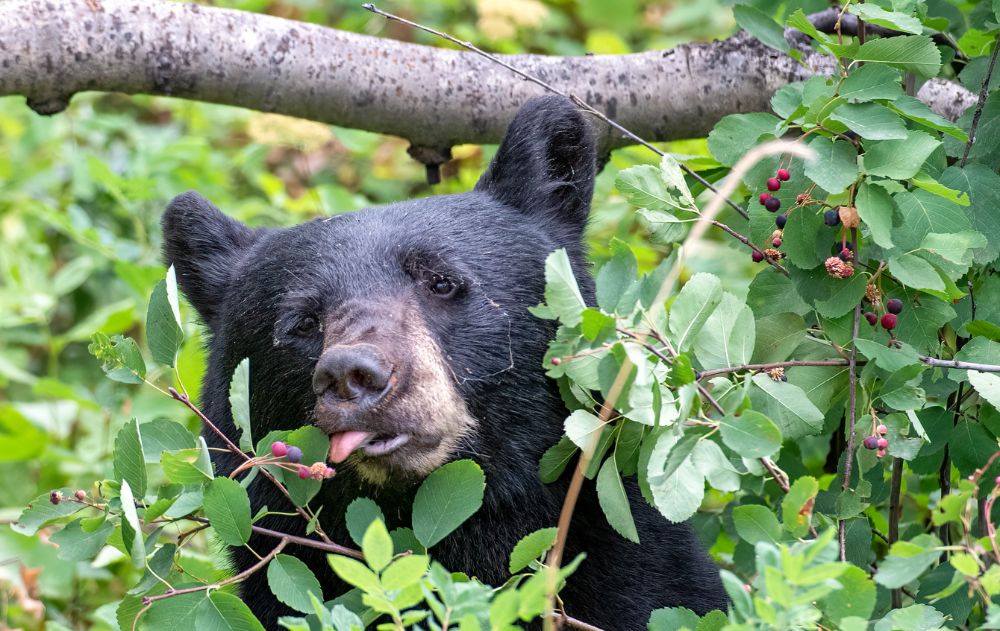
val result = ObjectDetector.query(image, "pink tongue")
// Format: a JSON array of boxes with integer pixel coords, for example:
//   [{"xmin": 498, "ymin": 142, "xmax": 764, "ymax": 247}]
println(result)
[{"xmin": 328, "ymin": 431, "xmax": 374, "ymax": 463}]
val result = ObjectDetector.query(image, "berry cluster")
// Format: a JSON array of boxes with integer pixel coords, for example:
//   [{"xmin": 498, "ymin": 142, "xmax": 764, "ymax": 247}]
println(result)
[
  {"xmin": 863, "ymin": 295, "xmax": 902, "ymax": 333},
  {"xmin": 862, "ymin": 422, "xmax": 889, "ymax": 459},
  {"xmin": 271, "ymin": 441, "xmax": 335, "ymax": 481},
  {"xmin": 757, "ymin": 168, "xmax": 790, "ymax": 213}
]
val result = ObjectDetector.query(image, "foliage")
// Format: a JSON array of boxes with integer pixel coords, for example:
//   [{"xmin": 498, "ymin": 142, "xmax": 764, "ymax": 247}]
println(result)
[{"xmin": 5, "ymin": 0, "xmax": 1000, "ymax": 630}]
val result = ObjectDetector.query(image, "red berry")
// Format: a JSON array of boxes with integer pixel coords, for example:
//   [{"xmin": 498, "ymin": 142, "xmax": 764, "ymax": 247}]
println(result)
[
  {"xmin": 270, "ymin": 441, "xmax": 288, "ymax": 457},
  {"xmin": 752, "ymin": 250, "xmax": 765, "ymax": 263},
  {"xmin": 877, "ymin": 424, "xmax": 887, "ymax": 436},
  {"xmin": 994, "ymin": 476, "xmax": 1000, "ymax": 486},
  {"xmin": 877, "ymin": 438, "xmax": 888, "ymax": 449},
  {"xmin": 764, "ymin": 196, "xmax": 781, "ymax": 212},
  {"xmin": 74, "ymin": 490, "xmax": 87, "ymax": 501},
  {"xmin": 772, "ymin": 238, "xmax": 782, "ymax": 247},
  {"xmin": 777, "ymin": 168, "xmax": 791, "ymax": 181},
  {"xmin": 886, "ymin": 298, "xmax": 903, "ymax": 314},
  {"xmin": 864, "ymin": 312, "xmax": 877, "ymax": 326},
  {"xmin": 759, "ymin": 192, "xmax": 771, "ymax": 205},
  {"xmin": 286, "ymin": 446, "xmax": 303, "ymax": 463},
  {"xmin": 766, "ymin": 178, "xmax": 781, "ymax": 192},
  {"xmin": 297, "ymin": 466, "xmax": 310, "ymax": 479},
  {"xmin": 877, "ymin": 448, "xmax": 886, "ymax": 459},
  {"xmin": 862, "ymin": 436, "xmax": 879, "ymax": 450},
  {"xmin": 551, "ymin": 357, "xmax": 561, "ymax": 366},
  {"xmin": 881, "ymin": 313, "xmax": 897, "ymax": 330}
]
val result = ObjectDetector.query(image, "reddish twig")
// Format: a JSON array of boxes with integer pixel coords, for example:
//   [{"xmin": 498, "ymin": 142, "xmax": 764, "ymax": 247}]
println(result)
[{"xmin": 961, "ymin": 35, "xmax": 1000, "ymax": 167}]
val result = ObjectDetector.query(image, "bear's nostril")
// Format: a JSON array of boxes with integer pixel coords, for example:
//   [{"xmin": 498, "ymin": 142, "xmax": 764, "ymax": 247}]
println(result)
[{"xmin": 313, "ymin": 344, "xmax": 393, "ymax": 408}]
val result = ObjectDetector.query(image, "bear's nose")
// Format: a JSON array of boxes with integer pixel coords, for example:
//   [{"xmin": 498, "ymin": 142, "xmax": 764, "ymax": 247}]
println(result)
[{"xmin": 313, "ymin": 344, "xmax": 394, "ymax": 407}]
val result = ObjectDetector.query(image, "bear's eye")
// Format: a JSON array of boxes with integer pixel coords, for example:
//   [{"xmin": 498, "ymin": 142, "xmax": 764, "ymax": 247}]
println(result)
[
  {"xmin": 425, "ymin": 274, "xmax": 458, "ymax": 298},
  {"xmin": 292, "ymin": 315, "xmax": 320, "ymax": 336}
]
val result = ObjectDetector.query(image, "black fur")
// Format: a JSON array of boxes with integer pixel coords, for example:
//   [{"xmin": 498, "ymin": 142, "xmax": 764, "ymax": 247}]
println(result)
[{"xmin": 162, "ymin": 95, "xmax": 727, "ymax": 630}]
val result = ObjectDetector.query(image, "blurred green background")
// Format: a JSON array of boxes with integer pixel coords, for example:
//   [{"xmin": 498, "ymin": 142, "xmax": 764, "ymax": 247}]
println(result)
[{"xmin": 0, "ymin": 0, "xmax": 755, "ymax": 627}]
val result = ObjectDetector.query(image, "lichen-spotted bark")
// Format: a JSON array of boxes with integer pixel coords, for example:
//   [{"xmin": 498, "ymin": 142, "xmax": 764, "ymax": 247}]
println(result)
[{"xmin": 0, "ymin": 0, "xmax": 976, "ymax": 151}]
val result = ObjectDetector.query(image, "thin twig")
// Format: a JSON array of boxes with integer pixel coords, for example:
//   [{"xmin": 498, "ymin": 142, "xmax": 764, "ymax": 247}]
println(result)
[
  {"xmin": 168, "ymin": 387, "xmax": 335, "ymax": 545},
  {"xmin": 361, "ymin": 3, "xmax": 750, "ymax": 221},
  {"xmin": 839, "ymin": 299, "xmax": 862, "ymax": 562},
  {"xmin": 174, "ymin": 515, "xmax": 364, "ymax": 559},
  {"xmin": 888, "ymin": 457, "xmax": 904, "ymax": 608},
  {"xmin": 142, "ymin": 538, "xmax": 289, "ymax": 606},
  {"xmin": 960, "ymin": 36, "xmax": 1000, "ymax": 167},
  {"xmin": 709, "ymin": 219, "xmax": 788, "ymax": 276},
  {"xmin": 550, "ymin": 612, "xmax": 606, "ymax": 631},
  {"xmin": 698, "ymin": 359, "xmax": 850, "ymax": 380}
]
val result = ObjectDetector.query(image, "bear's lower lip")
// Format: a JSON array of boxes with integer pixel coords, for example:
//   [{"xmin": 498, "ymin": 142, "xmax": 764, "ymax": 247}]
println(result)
[{"xmin": 363, "ymin": 433, "xmax": 411, "ymax": 457}]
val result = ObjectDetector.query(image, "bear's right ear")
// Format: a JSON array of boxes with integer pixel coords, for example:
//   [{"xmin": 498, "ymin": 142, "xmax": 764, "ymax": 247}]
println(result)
[
  {"xmin": 475, "ymin": 95, "xmax": 597, "ymax": 236},
  {"xmin": 161, "ymin": 191, "xmax": 259, "ymax": 328}
]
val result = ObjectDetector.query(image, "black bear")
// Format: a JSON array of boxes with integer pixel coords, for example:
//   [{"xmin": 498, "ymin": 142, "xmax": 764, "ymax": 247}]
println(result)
[{"xmin": 162, "ymin": 95, "xmax": 727, "ymax": 630}]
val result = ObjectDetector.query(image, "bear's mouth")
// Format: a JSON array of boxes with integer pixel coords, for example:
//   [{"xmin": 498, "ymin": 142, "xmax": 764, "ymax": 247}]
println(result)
[{"xmin": 328, "ymin": 430, "xmax": 411, "ymax": 463}]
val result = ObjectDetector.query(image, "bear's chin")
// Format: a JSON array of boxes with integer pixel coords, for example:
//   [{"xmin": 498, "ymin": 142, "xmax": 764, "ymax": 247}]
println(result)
[{"xmin": 347, "ymin": 434, "xmax": 464, "ymax": 486}]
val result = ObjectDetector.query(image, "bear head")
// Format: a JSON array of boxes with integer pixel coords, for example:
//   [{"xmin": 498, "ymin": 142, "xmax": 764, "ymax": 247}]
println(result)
[{"xmin": 162, "ymin": 95, "xmax": 596, "ymax": 487}]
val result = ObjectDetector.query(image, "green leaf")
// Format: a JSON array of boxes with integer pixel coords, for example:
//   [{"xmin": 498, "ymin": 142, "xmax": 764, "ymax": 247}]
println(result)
[
  {"xmin": 863, "ymin": 131, "xmax": 941, "ymax": 180},
  {"xmin": 615, "ymin": 165, "xmax": 678, "ymax": 212},
  {"xmin": 51, "ymin": 518, "xmax": 114, "ymax": 561},
  {"xmin": 781, "ymin": 476, "xmax": 818, "ymax": 537},
  {"xmin": 847, "ymin": 5, "xmax": 922, "ymax": 34},
  {"xmin": 752, "ymin": 313, "xmax": 806, "ymax": 363},
  {"xmin": 707, "ymin": 113, "xmax": 781, "ymax": 167},
  {"xmin": 910, "ymin": 174, "xmax": 970, "ymax": 206},
  {"xmin": 267, "ymin": 554, "xmax": 324, "ymax": 614},
  {"xmin": 119, "ymin": 480, "xmax": 146, "ymax": 568},
  {"xmin": 719, "ymin": 411, "xmax": 783, "ymax": 459},
  {"xmin": 670, "ymin": 273, "xmax": 723, "ymax": 351},
  {"xmin": 12, "ymin": 489, "xmax": 84, "ymax": 536},
  {"xmin": 595, "ymin": 241, "xmax": 638, "ymax": 314},
  {"xmin": 564, "ymin": 409, "xmax": 604, "ymax": 450},
  {"xmin": 0, "ymin": 405, "xmax": 45, "ymax": 462},
  {"xmin": 889, "ymin": 96, "xmax": 968, "ymax": 141},
  {"xmin": 854, "ymin": 339, "xmax": 919, "ymax": 372},
  {"xmin": 814, "ymin": 272, "xmax": 868, "ymax": 319},
  {"xmin": 889, "ymin": 253, "xmax": 945, "ymax": 292},
  {"xmin": 381, "ymin": 554, "xmax": 429, "ymax": 591},
  {"xmin": 162, "ymin": 448, "xmax": 213, "ymax": 485},
  {"xmin": 140, "ymin": 418, "xmax": 196, "ymax": 463},
  {"xmin": 751, "ymin": 373, "xmax": 824, "ymax": 439},
  {"xmin": 89, "ymin": 333, "xmax": 146, "ymax": 384},
  {"xmin": 114, "ymin": 418, "xmax": 147, "ymax": 498},
  {"xmin": 969, "ymin": 371, "xmax": 1000, "ymax": 410},
  {"xmin": 892, "ymin": 189, "xmax": 972, "ymax": 252},
  {"xmin": 648, "ymin": 606, "xmax": 700, "ymax": 631},
  {"xmin": 328, "ymin": 555, "xmax": 381, "ymax": 594},
  {"xmin": 278, "ymin": 425, "xmax": 330, "ymax": 507},
  {"xmin": 646, "ymin": 432, "xmax": 705, "ymax": 523},
  {"xmin": 828, "ymin": 103, "xmax": 907, "ymax": 140},
  {"xmin": 596, "ymin": 456, "xmax": 639, "ymax": 543},
  {"xmin": 229, "ymin": 358, "xmax": 253, "ymax": 452},
  {"xmin": 204, "ymin": 477, "xmax": 252, "ymax": 546},
  {"xmin": 734, "ymin": 4, "xmax": 789, "ymax": 52},
  {"xmin": 412, "ymin": 459, "xmax": 486, "ymax": 548},
  {"xmin": 853, "ymin": 36, "xmax": 942, "ymax": 77},
  {"xmin": 541, "ymin": 249, "xmax": 586, "ymax": 327},
  {"xmin": 693, "ymin": 293, "xmax": 755, "ymax": 370},
  {"xmin": 539, "ymin": 435, "xmax": 577, "ymax": 483},
  {"xmin": 509, "ymin": 527, "xmax": 559, "ymax": 573},
  {"xmin": 637, "ymin": 208, "xmax": 687, "ymax": 244},
  {"xmin": 146, "ymin": 276, "xmax": 183, "ymax": 367},
  {"xmin": 875, "ymin": 535, "xmax": 942, "ymax": 588},
  {"xmin": 839, "ymin": 64, "xmax": 903, "ymax": 102},
  {"xmin": 733, "ymin": 504, "xmax": 781, "ymax": 545},
  {"xmin": 940, "ymin": 165, "xmax": 1000, "ymax": 264},
  {"xmin": 199, "ymin": 591, "xmax": 266, "ymax": 631},
  {"xmin": 345, "ymin": 497, "xmax": 386, "ymax": 547},
  {"xmin": 361, "ymin": 519, "xmax": 393, "ymax": 572},
  {"xmin": 820, "ymin": 565, "xmax": 876, "ymax": 622},
  {"xmin": 920, "ymin": 231, "xmax": 987, "ymax": 265},
  {"xmin": 804, "ymin": 136, "xmax": 858, "ymax": 195},
  {"xmin": 854, "ymin": 181, "xmax": 895, "ymax": 249}
]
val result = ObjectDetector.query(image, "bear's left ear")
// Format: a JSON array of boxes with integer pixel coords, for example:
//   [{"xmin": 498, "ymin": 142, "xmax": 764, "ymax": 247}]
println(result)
[
  {"xmin": 475, "ymin": 95, "xmax": 597, "ymax": 234},
  {"xmin": 161, "ymin": 191, "xmax": 260, "ymax": 329}
]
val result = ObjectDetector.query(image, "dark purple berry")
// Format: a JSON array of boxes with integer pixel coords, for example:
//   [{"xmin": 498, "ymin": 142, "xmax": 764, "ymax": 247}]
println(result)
[
  {"xmin": 863, "ymin": 436, "xmax": 879, "ymax": 450},
  {"xmin": 864, "ymin": 312, "xmax": 877, "ymax": 326},
  {"xmin": 286, "ymin": 446, "xmax": 303, "ymax": 463},
  {"xmin": 777, "ymin": 168, "xmax": 791, "ymax": 181},
  {"xmin": 764, "ymin": 196, "xmax": 781, "ymax": 212},
  {"xmin": 775, "ymin": 214, "xmax": 787, "ymax": 229},
  {"xmin": 824, "ymin": 210, "xmax": 841, "ymax": 227},
  {"xmin": 881, "ymin": 313, "xmax": 897, "ymax": 330},
  {"xmin": 766, "ymin": 178, "xmax": 781, "ymax": 192},
  {"xmin": 752, "ymin": 250, "xmax": 765, "ymax": 263},
  {"xmin": 886, "ymin": 298, "xmax": 903, "ymax": 315},
  {"xmin": 838, "ymin": 248, "xmax": 853, "ymax": 262}
]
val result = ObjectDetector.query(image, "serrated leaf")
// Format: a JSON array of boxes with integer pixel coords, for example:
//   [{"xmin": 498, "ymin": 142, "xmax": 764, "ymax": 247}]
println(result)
[
  {"xmin": 751, "ymin": 373, "xmax": 824, "ymax": 439},
  {"xmin": 146, "ymin": 277, "xmax": 184, "ymax": 367},
  {"xmin": 229, "ymin": 358, "xmax": 253, "ymax": 452},
  {"xmin": 508, "ymin": 527, "xmax": 558, "ymax": 573},
  {"xmin": 596, "ymin": 456, "xmax": 639, "ymax": 543},
  {"xmin": 829, "ymin": 103, "xmax": 908, "ymax": 140},
  {"xmin": 804, "ymin": 136, "xmax": 858, "ymax": 195},
  {"xmin": 51, "ymin": 518, "xmax": 114, "ymax": 561},
  {"xmin": 646, "ymin": 432, "xmax": 705, "ymax": 523},
  {"xmin": 920, "ymin": 231, "xmax": 987, "ymax": 265},
  {"xmin": 707, "ymin": 113, "xmax": 781, "ymax": 167},
  {"xmin": 328, "ymin": 555, "xmax": 381, "ymax": 594},
  {"xmin": 848, "ymin": 5, "xmax": 922, "ymax": 34},
  {"xmin": 875, "ymin": 535, "xmax": 942, "ymax": 588},
  {"xmin": 969, "ymin": 371, "xmax": 1000, "ymax": 409},
  {"xmin": 162, "ymin": 448, "xmax": 213, "ymax": 485},
  {"xmin": 412, "ymin": 459, "xmax": 485, "ymax": 548},
  {"xmin": 734, "ymin": 4, "xmax": 789, "ymax": 52},
  {"xmin": 840, "ymin": 64, "xmax": 903, "ymax": 102},
  {"xmin": 854, "ymin": 180, "xmax": 895, "ymax": 249},
  {"xmin": 670, "ymin": 273, "xmax": 723, "ymax": 351},
  {"xmin": 564, "ymin": 410, "xmax": 604, "ymax": 450},
  {"xmin": 889, "ymin": 253, "xmax": 945, "ymax": 292},
  {"xmin": 863, "ymin": 131, "xmax": 941, "ymax": 180},
  {"xmin": 89, "ymin": 333, "xmax": 146, "ymax": 384},
  {"xmin": 361, "ymin": 519, "xmax": 393, "ymax": 572},
  {"xmin": 267, "ymin": 554, "xmax": 324, "ymax": 614},
  {"xmin": 12, "ymin": 489, "xmax": 84, "ymax": 536},
  {"xmin": 140, "ymin": 418, "xmax": 196, "ymax": 463},
  {"xmin": 733, "ymin": 504, "xmax": 781, "ymax": 544},
  {"xmin": 381, "ymin": 554, "xmax": 429, "ymax": 591},
  {"xmin": 854, "ymin": 36, "xmax": 942, "ymax": 77},
  {"xmin": 114, "ymin": 419, "xmax": 147, "ymax": 498},
  {"xmin": 204, "ymin": 477, "xmax": 252, "ymax": 546},
  {"xmin": 719, "ymin": 411, "xmax": 783, "ymax": 459},
  {"xmin": 889, "ymin": 96, "xmax": 968, "ymax": 141},
  {"xmin": 541, "ymin": 249, "xmax": 586, "ymax": 327},
  {"xmin": 781, "ymin": 476, "xmax": 818, "ymax": 537},
  {"xmin": 199, "ymin": 591, "xmax": 266, "ymax": 631},
  {"xmin": 120, "ymin": 480, "xmax": 146, "ymax": 568},
  {"xmin": 693, "ymin": 293, "xmax": 755, "ymax": 370},
  {"xmin": 345, "ymin": 497, "xmax": 386, "ymax": 547}
]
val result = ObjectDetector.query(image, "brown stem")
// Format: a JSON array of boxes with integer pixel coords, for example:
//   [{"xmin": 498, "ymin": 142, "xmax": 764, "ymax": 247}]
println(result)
[
  {"xmin": 889, "ymin": 457, "xmax": 903, "ymax": 609},
  {"xmin": 172, "ymin": 515, "xmax": 364, "ymax": 559},
  {"xmin": 167, "ymin": 387, "xmax": 334, "ymax": 545},
  {"xmin": 939, "ymin": 383, "xmax": 964, "ymax": 551},
  {"xmin": 698, "ymin": 359, "xmax": 850, "ymax": 380},
  {"xmin": 361, "ymin": 3, "xmax": 751, "ymax": 221},
  {"xmin": 839, "ymin": 298, "xmax": 862, "ymax": 562},
  {"xmin": 142, "ymin": 538, "xmax": 289, "ymax": 606},
  {"xmin": 709, "ymin": 219, "xmax": 789, "ymax": 276},
  {"xmin": 549, "ymin": 613, "xmax": 606, "ymax": 631},
  {"xmin": 960, "ymin": 36, "xmax": 1000, "ymax": 167}
]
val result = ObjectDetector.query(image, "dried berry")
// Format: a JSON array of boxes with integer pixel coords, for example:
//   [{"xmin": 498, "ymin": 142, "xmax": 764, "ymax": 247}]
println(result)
[
  {"xmin": 824, "ymin": 257, "xmax": 854, "ymax": 279},
  {"xmin": 838, "ymin": 205, "xmax": 860, "ymax": 229},
  {"xmin": 865, "ymin": 283, "xmax": 882, "ymax": 306},
  {"xmin": 865, "ymin": 312, "xmax": 878, "ymax": 326},
  {"xmin": 775, "ymin": 214, "xmax": 787, "ymax": 229},
  {"xmin": 886, "ymin": 298, "xmax": 903, "ymax": 315},
  {"xmin": 271, "ymin": 441, "xmax": 288, "ymax": 457},
  {"xmin": 764, "ymin": 248, "xmax": 783, "ymax": 259},
  {"xmin": 881, "ymin": 313, "xmax": 897, "ymax": 330},
  {"xmin": 863, "ymin": 436, "xmax": 879, "ymax": 450},
  {"xmin": 824, "ymin": 210, "xmax": 841, "ymax": 227},
  {"xmin": 838, "ymin": 248, "xmax": 854, "ymax": 262},
  {"xmin": 286, "ymin": 446, "xmax": 303, "ymax": 463},
  {"xmin": 767, "ymin": 367, "xmax": 785, "ymax": 382},
  {"xmin": 49, "ymin": 490, "xmax": 63, "ymax": 505},
  {"xmin": 777, "ymin": 168, "xmax": 791, "ymax": 181},
  {"xmin": 795, "ymin": 193, "xmax": 809, "ymax": 205},
  {"xmin": 764, "ymin": 196, "xmax": 781, "ymax": 212},
  {"xmin": 766, "ymin": 177, "xmax": 781, "ymax": 192}
]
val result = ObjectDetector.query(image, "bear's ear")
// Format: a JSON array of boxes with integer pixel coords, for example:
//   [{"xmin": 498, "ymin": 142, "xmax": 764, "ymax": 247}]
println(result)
[
  {"xmin": 161, "ymin": 191, "xmax": 259, "ymax": 328},
  {"xmin": 475, "ymin": 95, "xmax": 596, "ymax": 233}
]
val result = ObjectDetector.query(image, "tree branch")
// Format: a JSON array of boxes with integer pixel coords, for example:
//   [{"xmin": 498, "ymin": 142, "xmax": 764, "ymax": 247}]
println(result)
[{"xmin": 0, "ymin": 0, "xmax": 975, "ymax": 158}]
